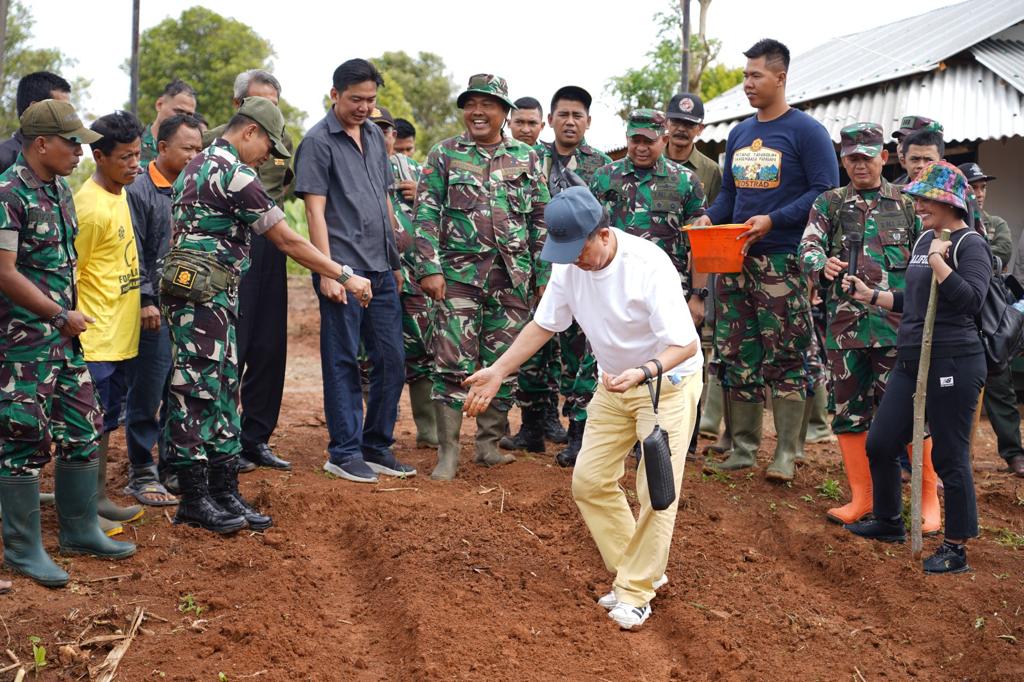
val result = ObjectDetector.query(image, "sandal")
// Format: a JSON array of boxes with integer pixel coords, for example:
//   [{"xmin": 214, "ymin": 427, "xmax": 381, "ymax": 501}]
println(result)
[{"xmin": 124, "ymin": 466, "xmax": 178, "ymax": 507}]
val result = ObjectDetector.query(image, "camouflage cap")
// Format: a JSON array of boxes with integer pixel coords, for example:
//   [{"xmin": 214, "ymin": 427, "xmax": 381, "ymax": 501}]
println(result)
[
  {"xmin": 892, "ymin": 115, "xmax": 943, "ymax": 140},
  {"xmin": 840, "ymin": 122, "xmax": 884, "ymax": 158},
  {"xmin": 626, "ymin": 108, "xmax": 667, "ymax": 141},
  {"xmin": 457, "ymin": 73, "xmax": 516, "ymax": 110},
  {"xmin": 369, "ymin": 105, "xmax": 396, "ymax": 129},
  {"xmin": 237, "ymin": 96, "xmax": 290, "ymax": 159},
  {"xmin": 20, "ymin": 99, "xmax": 102, "ymax": 144}
]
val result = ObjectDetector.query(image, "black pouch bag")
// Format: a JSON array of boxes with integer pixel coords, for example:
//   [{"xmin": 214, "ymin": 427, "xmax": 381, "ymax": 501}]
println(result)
[{"xmin": 639, "ymin": 360, "xmax": 676, "ymax": 511}]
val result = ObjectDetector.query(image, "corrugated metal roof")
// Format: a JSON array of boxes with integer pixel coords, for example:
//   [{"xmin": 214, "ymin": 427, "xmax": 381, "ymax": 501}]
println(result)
[
  {"xmin": 703, "ymin": 0, "xmax": 1024, "ymax": 126},
  {"xmin": 701, "ymin": 62, "xmax": 1024, "ymax": 143},
  {"xmin": 972, "ymin": 38, "xmax": 1024, "ymax": 94}
]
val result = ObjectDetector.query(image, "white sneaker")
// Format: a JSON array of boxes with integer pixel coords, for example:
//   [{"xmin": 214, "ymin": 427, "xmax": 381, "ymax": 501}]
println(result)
[
  {"xmin": 609, "ymin": 602, "xmax": 651, "ymax": 630},
  {"xmin": 598, "ymin": 574, "xmax": 668, "ymax": 610}
]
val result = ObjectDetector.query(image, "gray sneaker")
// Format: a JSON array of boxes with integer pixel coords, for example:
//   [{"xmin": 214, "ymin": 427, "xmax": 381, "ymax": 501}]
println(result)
[
  {"xmin": 324, "ymin": 458, "xmax": 378, "ymax": 483},
  {"xmin": 364, "ymin": 450, "xmax": 417, "ymax": 477}
]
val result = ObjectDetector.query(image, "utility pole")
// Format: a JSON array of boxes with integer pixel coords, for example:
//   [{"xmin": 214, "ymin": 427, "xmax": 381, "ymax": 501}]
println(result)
[
  {"xmin": 129, "ymin": 0, "xmax": 140, "ymax": 116},
  {"xmin": 680, "ymin": 0, "xmax": 691, "ymax": 93}
]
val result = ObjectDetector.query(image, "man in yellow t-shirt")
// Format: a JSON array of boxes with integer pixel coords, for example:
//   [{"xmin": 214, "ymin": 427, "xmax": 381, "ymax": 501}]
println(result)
[{"xmin": 74, "ymin": 111, "xmax": 145, "ymax": 527}]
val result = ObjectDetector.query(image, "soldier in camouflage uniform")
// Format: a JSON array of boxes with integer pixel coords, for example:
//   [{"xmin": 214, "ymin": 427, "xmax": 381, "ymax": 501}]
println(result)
[
  {"xmin": 413, "ymin": 74, "xmax": 549, "ymax": 480},
  {"xmin": 0, "ymin": 100, "xmax": 135, "ymax": 588},
  {"xmin": 163, "ymin": 96, "xmax": 368, "ymax": 534},
  {"xmin": 890, "ymin": 116, "xmax": 942, "ymax": 186},
  {"xmin": 369, "ymin": 105, "xmax": 437, "ymax": 448},
  {"xmin": 140, "ymin": 79, "xmax": 198, "ymax": 169},
  {"xmin": 799, "ymin": 122, "xmax": 939, "ymax": 530}
]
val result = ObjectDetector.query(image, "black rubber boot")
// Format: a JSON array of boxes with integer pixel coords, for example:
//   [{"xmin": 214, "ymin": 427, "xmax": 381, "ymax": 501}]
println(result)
[
  {"xmin": 498, "ymin": 407, "xmax": 546, "ymax": 453},
  {"xmin": 0, "ymin": 474, "xmax": 68, "ymax": 587},
  {"xmin": 173, "ymin": 464, "xmax": 247, "ymax": 534},
  {"xmin": 209, "ymin": 460, "xmax": 272, "ymax": 531},
  {"xmin": 54, "ymin": 459, "xmax": 137, "ymax": 559},
  {"xmin": 555, "ymin": 419, "xmax": 586, "ymax": 468},
  {"xmin": 543, "ymin": 402, "xmax": 568, "ymax": 444}
]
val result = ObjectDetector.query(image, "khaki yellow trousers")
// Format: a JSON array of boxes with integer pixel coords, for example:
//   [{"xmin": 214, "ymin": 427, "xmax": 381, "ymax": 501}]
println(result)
[{"xmin": 571, "ymin": 373, "xmax": 701, "ymax": 607}]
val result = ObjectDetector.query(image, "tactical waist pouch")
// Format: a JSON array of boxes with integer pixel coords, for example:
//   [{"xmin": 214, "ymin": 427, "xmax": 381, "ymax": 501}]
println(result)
[{"xmin": 160, "ymin": 249, "xmax": 238, "ymax": 304}]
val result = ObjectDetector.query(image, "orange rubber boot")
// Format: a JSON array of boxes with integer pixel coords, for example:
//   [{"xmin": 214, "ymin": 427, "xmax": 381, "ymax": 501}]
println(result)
[
  {"xmin": 826, "ymin": 432, "xmax": 872, "ymax": 524},
  {"xmin": 919, "ymin": 439, "xmax": 941, "ymax": 534}
]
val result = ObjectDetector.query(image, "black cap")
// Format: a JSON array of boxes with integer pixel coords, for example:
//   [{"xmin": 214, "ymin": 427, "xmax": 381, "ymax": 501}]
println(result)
[
  {"xmin": 957, "ymin": 162, "xmax": 996, "ymax": 184},
  {"xmin": 551, "ymin": 85, "xmax": 592, "ymax": 111},
  {"xmin": 666, "ymin": 93, "xmax": 705, "ymax": 123}
]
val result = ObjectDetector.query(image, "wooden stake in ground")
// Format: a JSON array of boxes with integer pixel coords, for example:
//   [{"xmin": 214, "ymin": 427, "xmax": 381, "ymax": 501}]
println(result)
[{"xmin": 911, "ymin": 229, "xmax": 950, "ymax": 561}]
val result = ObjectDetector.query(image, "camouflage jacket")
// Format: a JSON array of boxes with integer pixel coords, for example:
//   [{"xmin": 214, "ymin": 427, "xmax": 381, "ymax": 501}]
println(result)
[
  {"xmin": 588, "ymin": 155, "xmax": 706, "ymax": 291},
  {"xmin": 982, "ymin": 211, "xmax": 1012, "ymax": 272},
  {"xmin": 799, "ymin": 179, "xmax": 920, "ymax": 349},
  {"xmin": 413, "ymin": 134, "xmax": 550, "ymax": 290},
  {"xmin": 538, "ymin": 140, "xmax": 612, "ymax": 195},
  {"xmin": 0, "ymin": 155, "xmax": 78, "ymax": 362},
  {"xmin": 140, "ymin": 125, "xmax": 158, "ymax": 169},
  {"xmin": 389, "ymin": 154, "xmax": 422, "ymax": 295},
  {"xmin": 170, "ymin": 138, "xmax": 286, "ymax": 310},
  {"xmin": 205, "ymin": 124, "xmax": 295, "ymax": 204}
]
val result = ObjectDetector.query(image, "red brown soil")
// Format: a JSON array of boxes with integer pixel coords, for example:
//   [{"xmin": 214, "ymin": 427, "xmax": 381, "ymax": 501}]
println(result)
[{"xmin": 6, "ymin": 277, "xmax": 1024, "ymax": 681}]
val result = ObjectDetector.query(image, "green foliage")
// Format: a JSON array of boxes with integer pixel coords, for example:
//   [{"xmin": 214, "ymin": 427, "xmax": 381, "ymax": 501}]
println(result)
[
  {"xmin": 994, "ymin": 528, "xmax": 1024, "ymax": 549},
  {"xmin": 129, "ymin": 7, "xmax": 306, "ymax": 139},
  {"xmin": 604, "ymin": 0, "xmax": 742, "ymax": 120},
  {"xmin": 283, "ymin": 199, "xmax": 311, "ymax": 276},
  {"xmin": 29, "ymin": 635, "xmax": 47, "ymax": 673},
  {"xmin": 178, "ymin": 593, "xmax": 203, "ymax": 617},
  {"xmin": 816, "ymin": 478, "xmax": 843, "ymax": 502},
  {"xmin": 373, "ymin": 51, "xmax": 461, "ymax": 156},
  {"xmin": 66, "ymin": 158, "xmax": 95, "ymax": 194},
  {"xmin": 0, "ymin": 1, "xmax": 91, "ymax": 132},
  {"xmin": 375, "ymin": 75, "xmax": 416, "ymax": 128}
]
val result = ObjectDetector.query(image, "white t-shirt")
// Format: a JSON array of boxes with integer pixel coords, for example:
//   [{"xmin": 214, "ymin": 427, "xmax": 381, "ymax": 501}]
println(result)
[{"xmin": 534, "ymin": 229, "xmax": 703, "ymax": 377}]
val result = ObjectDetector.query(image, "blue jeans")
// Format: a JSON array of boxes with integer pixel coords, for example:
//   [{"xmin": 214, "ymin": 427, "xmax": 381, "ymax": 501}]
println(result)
[
  {"xmin": 313, "ymin": 270, "xmax": 405, "ymax": 464},
  {"xmin": 124, "ymin": 326, "xmax": 172, "ymax": 469},
  {"xmin": 86, "ymin": 361, "xmax": 129, "ymax": 434}
]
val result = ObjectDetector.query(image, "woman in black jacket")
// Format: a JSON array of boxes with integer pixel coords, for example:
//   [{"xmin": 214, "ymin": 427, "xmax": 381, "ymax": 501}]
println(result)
[{"xmin": 844, "ymin": 161, "xmax": 991, "ymax": 574}]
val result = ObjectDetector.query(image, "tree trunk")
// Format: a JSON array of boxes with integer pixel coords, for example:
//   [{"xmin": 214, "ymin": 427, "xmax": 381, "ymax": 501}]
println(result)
[
  {"xmin": 680, "ymin": 0, "xmax": 690, "ymax": 95},
  {"xmin": 0, "ymin": 0, "xmax": 10, "ymax": 101},
  {"xmin": 690, "ymin": 0, "xmax": 713, "ymax": 93}
]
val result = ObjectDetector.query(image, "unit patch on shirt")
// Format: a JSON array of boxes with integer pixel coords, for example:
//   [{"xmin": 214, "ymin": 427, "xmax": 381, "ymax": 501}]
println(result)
[{"xmin": 731, "ymin": 138, "xmax": 782, "ymax": 189}]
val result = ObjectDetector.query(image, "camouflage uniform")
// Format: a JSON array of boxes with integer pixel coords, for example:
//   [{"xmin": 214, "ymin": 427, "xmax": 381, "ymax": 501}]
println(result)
[
  {"xmin": 799, "ymin": 178, "xmax": 919, "ymax": 433},
  {"xmin": 0, "ymin": 156, "xmax": 102, "ymax": 475},
  {"xmin": 140, "ymin": 126, "xmax": 158, "ymax": 169},
  {"xmin": 162, "ymin": 138, "xmax": 286, "ymax": 467},
  {"xmin": 982, "ymin": 211, "xmax": 1012, "ymax": 270},
  {"xmin": 389, "ymin": 153, "xmax": 434, "ymax": 383},
  {"xmin": 413, "ymin": 134, "xmax": 549, "ymax": 410}
]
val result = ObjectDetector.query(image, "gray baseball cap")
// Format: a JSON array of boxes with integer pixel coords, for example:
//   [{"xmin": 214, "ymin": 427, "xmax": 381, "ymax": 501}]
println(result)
[{"xmin": 540, "ymin": 186, "xmax": 605, "ymax": 264}]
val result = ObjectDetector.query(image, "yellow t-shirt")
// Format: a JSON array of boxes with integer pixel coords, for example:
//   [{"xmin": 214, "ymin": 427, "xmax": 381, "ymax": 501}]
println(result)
[{"xmin": 74, "ymin": 177, "xmax": 141, "ymax": 361}]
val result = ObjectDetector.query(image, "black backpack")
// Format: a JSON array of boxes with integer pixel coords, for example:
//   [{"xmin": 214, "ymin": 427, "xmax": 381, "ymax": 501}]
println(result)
[{"xmin": 952, "ymin": 231, "xmax": 1024, "ymax": 372}]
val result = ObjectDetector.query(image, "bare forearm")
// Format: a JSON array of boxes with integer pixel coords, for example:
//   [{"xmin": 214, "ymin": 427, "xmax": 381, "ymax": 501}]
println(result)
[
  {"xmin": 491, "ymin": 321, "xmax": 556, "ymax": 376},
  {"xmin": 640, "ymin": 342, "xmax": 698, "ymax": 376},
  {"xmin": 303, "ymin": 196, "xmax": 332, "ymax": 257}
]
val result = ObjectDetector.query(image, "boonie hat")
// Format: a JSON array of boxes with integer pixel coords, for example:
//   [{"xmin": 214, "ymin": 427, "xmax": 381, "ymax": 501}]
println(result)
[
  {"xmin": 20, "ymin": 100, "xmax": 102, "ymax": 144},
  {"xmin": 540, "ymin": 186, "xmax": 605, "ymax": 264},
  {"xmin": 956, "ymin": 161, "xmax": 995, "ymax": 184},
  {"xmin": 237, "ymin": 96, "xmax": 290, "ymax": 159},
  {"xmin": 369, "ymin": 106, "xmax": 396, "ymax": 128},
  {"xmin": 626, "ymin": 109, "xmax": 667, "ymax": 141},
  {"xmin": 666, "ymin": 93, "xmax": 705, "ymax": 123},
  {"xmin": 457, "ymin": 74, "xmax": 516, "ymax": 110},
  {"xmin": 840, "ymin": 122, "xmax": 884, "ymax": 158},
  {"xmin": 892, "ymin": 115, "xmax": 943, "ymax": 140},
  {"xmin": 902, "ymin": 160, "xmax": 970, "ymax": 213}
]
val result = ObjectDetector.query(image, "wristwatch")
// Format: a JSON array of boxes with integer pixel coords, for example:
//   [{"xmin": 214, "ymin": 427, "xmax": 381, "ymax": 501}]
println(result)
[
  {"xmin": 336, "ymin": 265, "xmax": 354, "ymax": 284},
  {"xmin": 49, "ymin": 308, "xmax": 68, "ymax": 330},
  {"xmin": 691, "ymin": 287, "xmax": 710, "ymax": 301}
]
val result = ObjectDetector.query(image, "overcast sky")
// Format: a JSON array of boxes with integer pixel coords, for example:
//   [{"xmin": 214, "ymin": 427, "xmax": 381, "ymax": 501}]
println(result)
[{"xmin": 24, "ymin": 0, "xmax": 951, "ymax": 151}]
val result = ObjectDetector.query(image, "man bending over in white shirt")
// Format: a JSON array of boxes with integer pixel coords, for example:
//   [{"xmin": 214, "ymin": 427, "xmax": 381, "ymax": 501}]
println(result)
[{"xmin": 464, "ymin": 186, "xmax": 703, "ymax": 630}]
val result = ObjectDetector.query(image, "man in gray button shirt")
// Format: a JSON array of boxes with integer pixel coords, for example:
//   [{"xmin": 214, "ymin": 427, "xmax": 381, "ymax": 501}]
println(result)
[{"xmin": 294, "ymin": 58, "xmax": 414, "ymax": 483}]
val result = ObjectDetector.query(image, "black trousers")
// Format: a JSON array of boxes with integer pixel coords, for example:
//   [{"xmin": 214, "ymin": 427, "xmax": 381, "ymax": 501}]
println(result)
[
  {"xmin": 236, "ymin": 233, "xmax": 288, "ymax": 451},
  {"xmin": 866, "ymin": 350, "xmax": 986, "ymax": 540},
  {"xmin": 983, "ymin": 363, "xmax": 1024, "ymax": 463}
]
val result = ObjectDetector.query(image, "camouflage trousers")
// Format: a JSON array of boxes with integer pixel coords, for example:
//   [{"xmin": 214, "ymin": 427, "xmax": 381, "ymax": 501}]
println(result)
[
  {"xmin": 0, "ymin": 357, "xmax": 101, "ymax": 476},
  {"xmin": 163, "ymin": 299, "xmax": 241, "ymax": 468},
  {"xmin": 432, "ymin": 282, "xmax": 530, "ymax": 411},
  {"xmin": 402, "ymin": 291, "xmax": 434, "ymax": 383},
  {"xmin": 515, "ymin": 334, "xmax": 560, "ymax": 411},
  {"xmin": 715, "ymin": 253, "xmax": 813, "ymax": 403},
  {"xmin": 558, "ymin": 321, "xmax": 597, "ymax": 423},
  {"xmin": 826, "ymin": 346, "xmax": 897, "ymax": 434}
]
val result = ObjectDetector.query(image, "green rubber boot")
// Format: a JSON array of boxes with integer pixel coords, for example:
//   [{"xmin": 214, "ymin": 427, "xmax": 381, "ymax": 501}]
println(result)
[
  {"xmin": 0, "ymin": 474, "xmax": 68, "ymax": 587},
  {"xmin": 766, "ymin": 397, "xmax": 806, "ymax": 483},
  {"xmin": 409, "ymin": 378, "xmax": 439, "ymax": 447},
  {"xmin": 804, "ymin": 384, "xmax": 835, "ymax": 444},
  {"xmin": 431, "ymin": 403, "xmax": 464, "ymax": 481},
  {"xmin": 475, "ymin": 406, "xmax": 515, "ymax": 467},
  {"xmin": 699, "ymin": 374, "xmax": 724, "ymax": 437},
  {"xmin": 55, "ymin": 459, "xmax": 136, "ymax": 559},
  {"xmin": 95, "ymin": 433, "xmax": 144, "ymax": 522},
  {"xmin": 705, "ymin": 400, "xmax": 762, "ymax": 472}
]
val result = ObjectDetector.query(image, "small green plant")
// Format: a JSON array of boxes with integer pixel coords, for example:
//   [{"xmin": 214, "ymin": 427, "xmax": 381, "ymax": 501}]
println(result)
[
  {"xmin": 994, "ymin": 528, "xmax": 1024, "ymax": 549},
  {"xmin": 29, "ymin": 635, "xmax": 47, "ymax": 673},
  {"xmin": 800, "ymin": 494, "xmax": 814, "ymax": 503},
  {"xmin": 702, "ymin": 468, "xmax": 730, "ymax": 484},
  {"xmin": 219, "ymin": 673, "xmax": 229, "ymax": 682},
  {"xmin": 816, "ymin": 478, "xmax": 842, "ymax": 502},
  {"xmin": 975, "ymin": 616, "xmax": 986, "ymax": 630},
  {"xmin": 178, "ymin": 594, "xmax": 203, "ymax": 617}
]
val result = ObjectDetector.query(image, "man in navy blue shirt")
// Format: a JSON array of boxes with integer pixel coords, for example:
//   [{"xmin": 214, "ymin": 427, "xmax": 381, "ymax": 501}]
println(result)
[{"xmin": 697, "ymin": 39, "xmax": 838, "ymax": 482}]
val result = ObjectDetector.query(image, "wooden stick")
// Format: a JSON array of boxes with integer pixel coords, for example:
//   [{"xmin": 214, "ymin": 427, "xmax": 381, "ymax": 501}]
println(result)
[
  {"xmin": 912, "ymin": 229, "xmax": 950, "ymax": 561},
  {"xmin": 13, "ymin": 667, "xmax": 25, "ymax": 682},
  {"xmin": 92, "ymin": 607, "xmax": 144, "ymax": 682}
]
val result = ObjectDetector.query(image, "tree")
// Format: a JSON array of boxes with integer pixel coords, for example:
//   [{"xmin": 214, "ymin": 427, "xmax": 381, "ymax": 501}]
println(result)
[
  {"xmin": 373, "ymin": 51, "xmax": 461, "ymax": 155},
  {"xmin": 129, "ymin": 7, "xmax": 306, "ymax": 141},
  {"xmin": 605, "ymin": 0, "xmax": 741, "ymax": 120},
  {"xmin": 0, "ymin": 1, "xmax": 90, "ymax": 133}
]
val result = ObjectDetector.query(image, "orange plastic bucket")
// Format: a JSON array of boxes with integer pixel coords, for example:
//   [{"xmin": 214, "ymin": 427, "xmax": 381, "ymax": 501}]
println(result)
[{"xmin": 683, "ymin": 224, "xmax": 749, "ymax": 273}]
